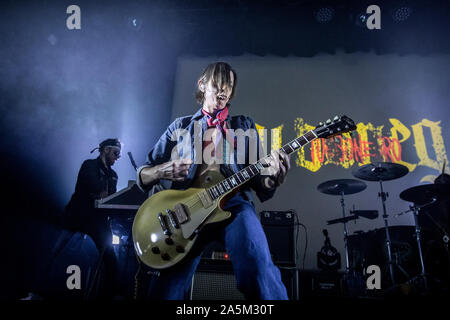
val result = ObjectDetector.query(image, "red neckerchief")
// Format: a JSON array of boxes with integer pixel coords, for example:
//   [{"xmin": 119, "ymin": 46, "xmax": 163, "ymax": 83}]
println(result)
[
  {"xmin": 201, "ymin": 106, "xmax": 236, "ymax": 160},
  {"xmin": 202, "ymin": 106, "xmax": 229, "ymax": 129}
]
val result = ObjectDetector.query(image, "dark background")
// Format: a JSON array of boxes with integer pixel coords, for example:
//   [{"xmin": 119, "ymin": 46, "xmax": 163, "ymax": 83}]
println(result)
[{"xmin": 1, "ymin": 0, "xmax": 449, "ymax": 299}]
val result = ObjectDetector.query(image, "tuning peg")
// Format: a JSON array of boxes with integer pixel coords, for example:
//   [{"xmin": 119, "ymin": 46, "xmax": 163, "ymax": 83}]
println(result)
[
  {"xmin": 319, "ymin": 122, "xmax": 324, "ymax": 126},
  {"xmin": 333, "ymin": 115, "xmax": 339, "ymax": 121},
  {"xmin": 326, "ymin": 119, "xmax": 331, "ymax": 124}
]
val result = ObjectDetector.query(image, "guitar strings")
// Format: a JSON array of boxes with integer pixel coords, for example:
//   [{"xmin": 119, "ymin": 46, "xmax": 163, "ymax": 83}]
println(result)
[{"xmin": 180, "ymin": 153, "xmax": 282, "ymax": 209}]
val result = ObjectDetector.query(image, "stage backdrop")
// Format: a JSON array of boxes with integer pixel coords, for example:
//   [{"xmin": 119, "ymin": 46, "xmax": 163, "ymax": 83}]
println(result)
[{"xmin": 170, "ymin": 53, "xmax": 450, "ymax": 271}]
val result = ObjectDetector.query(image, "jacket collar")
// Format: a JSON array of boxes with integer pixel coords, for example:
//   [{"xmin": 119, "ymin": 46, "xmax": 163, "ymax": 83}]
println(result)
[
  {"xmin": 191, "ymin": 104, "xmax": 232, "ymax": 122},
  {"xmin": 191, "ymin": 107, "xmax": 204, "ymax": 121}
]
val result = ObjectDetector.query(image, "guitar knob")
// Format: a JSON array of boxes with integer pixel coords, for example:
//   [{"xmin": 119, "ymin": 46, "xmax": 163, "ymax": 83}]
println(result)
[
  {"xmin": 151, "ymin": 247, "xmax": 160, "ymax": 254},
  {"xmin": 165, "ymin": 238, "xmax": 174, "ymax": 245},
  {"xmin": 176, "ymin": 245, "xmax": 185, "ymax": 253},
  {"xmin": 161, "ymin": 253, "xmax": 171, "ymax": 261}
]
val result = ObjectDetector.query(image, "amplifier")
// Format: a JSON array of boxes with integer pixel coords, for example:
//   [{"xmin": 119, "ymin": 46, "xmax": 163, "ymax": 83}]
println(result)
[
  {"xmin": 200, "ymin": 241, "xmax": 230, "ymax": 262},
  {"xmin": 190, "ymin": 262, "xmax": 245, "ymax": 300},
  {"xmin": 260, "ymin": 211, "xmax": 297, "ymax": 266},
  {"xmin": 260, "ymin": 210, "xmax": 295, "ymax": 226},
  {"xmin": 190, "ymin": 261, "xmax": 298, "ymax": 300}
]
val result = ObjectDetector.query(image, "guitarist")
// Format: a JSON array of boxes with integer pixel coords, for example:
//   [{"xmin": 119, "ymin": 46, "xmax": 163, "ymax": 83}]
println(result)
[{"xmin": 137, "ymin": 62, "xmax": 291, "ymax": 300}]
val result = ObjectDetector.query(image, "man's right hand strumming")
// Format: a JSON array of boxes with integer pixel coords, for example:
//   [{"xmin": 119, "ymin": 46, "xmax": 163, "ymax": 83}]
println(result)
[{"xmin": 140, "ymin": 158, "xmax": 192, "ymax": 186}]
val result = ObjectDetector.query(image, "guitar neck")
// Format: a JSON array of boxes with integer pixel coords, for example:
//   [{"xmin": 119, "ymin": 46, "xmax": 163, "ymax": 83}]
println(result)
[{"xmin": 206, "ymin": 130, "xmax": 318, "ymax": 200}]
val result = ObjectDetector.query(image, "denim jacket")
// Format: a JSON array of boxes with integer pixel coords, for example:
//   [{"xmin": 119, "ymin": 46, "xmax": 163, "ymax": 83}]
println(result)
[{"xmin": 137, "ymin": 107, "xmax": 276, "ymax": 203}]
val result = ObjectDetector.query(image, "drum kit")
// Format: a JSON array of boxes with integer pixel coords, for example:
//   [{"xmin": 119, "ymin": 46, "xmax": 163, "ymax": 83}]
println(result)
[{"xmin": 317, "ymin": 161, "xmax": 450, "ymax": 293}]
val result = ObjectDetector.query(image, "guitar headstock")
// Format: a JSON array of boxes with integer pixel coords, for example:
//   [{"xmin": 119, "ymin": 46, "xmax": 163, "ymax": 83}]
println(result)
[{"xmin": 314, "ymin": 115, "xmax": 356, "ymax": 139}]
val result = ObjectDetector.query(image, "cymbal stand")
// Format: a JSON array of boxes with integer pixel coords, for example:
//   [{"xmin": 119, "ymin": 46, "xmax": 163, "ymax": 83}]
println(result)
[
  {"xmin": 411, "ymin": 205, "xmax": 428, "ymax": 291},
  {"xmin": 340, "ymin": 191, "xmax": 350, "ymax": 273},
  {"xmin": 378, "ymin": 180, "xmax": 396, "ymax": 286},
  {"xmin": 395, "ymin": 199, "xmax": 437, "ymax": 292}
]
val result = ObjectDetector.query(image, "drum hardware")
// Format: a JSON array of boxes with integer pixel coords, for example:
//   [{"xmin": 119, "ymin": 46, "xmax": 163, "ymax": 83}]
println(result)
[
  {"xmin": 400, "ymin": 184, "xmax": 450, "ymax": 249},
  {"xmin": 349, "ymin": 210, "xmax": 378, "ymax": 220},
  {"xmin": 394, "ymin": 204, "xmax": 433, "ymax": 292},
  {"xmin": 327, "ymin": 215, "xmax": 359, "ymax": 225},
  {"xmin": 318, "ymin": 179, "xmax": 367, "ymax": 274},
  {"xmin": 423, "ymin": 211, "xmax": 450, "ymax": 249},
  {"xmin": 352, "ymin": 162, "xmax": 409, "ymax": 287},
  {"xmin": 347, "ymin": 227, "xmax": 418, "ymax": 278},
  {"xmin": 396, "ymin": 183, "xmax": 450, "ymax": 292}
]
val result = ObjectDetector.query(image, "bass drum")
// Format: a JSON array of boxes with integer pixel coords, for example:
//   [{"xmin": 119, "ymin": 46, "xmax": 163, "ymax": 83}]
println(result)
[{"xmin": 348, "ymin": 226, "xmax": 420, "ymax": 286}]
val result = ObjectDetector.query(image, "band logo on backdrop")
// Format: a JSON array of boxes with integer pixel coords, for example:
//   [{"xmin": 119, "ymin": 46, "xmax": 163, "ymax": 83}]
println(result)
[
  {"xmin": 256, "ymin": 118, "xmax": 448, "ymax": 183},
  {"xmin": 168, "ymin": 118, "xmax": 447, "ymax": 182}
]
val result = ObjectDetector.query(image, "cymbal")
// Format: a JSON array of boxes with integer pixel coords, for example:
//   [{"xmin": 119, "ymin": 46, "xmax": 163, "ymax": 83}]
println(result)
[
  {"xmin": 400, "ymin": 184, "xmax": 450, "ymax": 204},
  {"xmin": 352, "ymin": 162, "xmax": 409, "ymax": 181},
  {"xmin": 317, "ymin": 179, "xmax": 367, "ymax": 195}
]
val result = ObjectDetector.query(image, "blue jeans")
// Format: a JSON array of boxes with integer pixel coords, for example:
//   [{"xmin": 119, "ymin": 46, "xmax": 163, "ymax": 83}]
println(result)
[{"xmin": 146, "ymin": 193, "xmax": 288, "ymax": 300}]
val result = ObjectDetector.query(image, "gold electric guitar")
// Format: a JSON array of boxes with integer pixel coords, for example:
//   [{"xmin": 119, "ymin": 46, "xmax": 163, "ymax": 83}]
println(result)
[{"xmin": 132, "ymin": 115, "xmax": 356, "ymax": 269}]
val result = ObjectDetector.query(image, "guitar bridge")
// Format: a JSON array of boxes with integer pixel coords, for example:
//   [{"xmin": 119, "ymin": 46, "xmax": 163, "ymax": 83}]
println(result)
[
  {"xmin": 157, "ymin": 212, "xmax": 171, "ymax": 236},
  {"xmin": 174, "ymin": 203, "xmax": 190, "ymax": 224}
]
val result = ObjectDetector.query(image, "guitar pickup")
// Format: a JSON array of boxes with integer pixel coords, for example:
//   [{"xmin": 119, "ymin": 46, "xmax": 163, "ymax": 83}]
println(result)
[
  {"xmin": 166, "ymin": 209, "xmax": 180, "ymax": 229},
  {"xmin": 157, "ymin": 212, "xmax": 171, "ymax": 235},
  {"xmin": 174, "ymin": 203, "xmax": 190, "ymax": 224},
  {"xmin": 198, "ymin": 190, "xmax": 213, "ymax": 208}
]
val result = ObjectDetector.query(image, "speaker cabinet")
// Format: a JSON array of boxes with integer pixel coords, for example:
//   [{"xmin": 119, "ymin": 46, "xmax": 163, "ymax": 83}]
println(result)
[
  {"xmin": 190, "ymin": 262, "xmax": 244, "ymax": 300},
  {"xmin": 260, "ymin": 211, "xmax": 296, "ymax": 266},
  {"xmin": 262, "ymin": 224, "xmax": 296, "ymax": 266},
  {"xmin": 190, "ymin": 261, "xmax": 298, "ymax": 300}
]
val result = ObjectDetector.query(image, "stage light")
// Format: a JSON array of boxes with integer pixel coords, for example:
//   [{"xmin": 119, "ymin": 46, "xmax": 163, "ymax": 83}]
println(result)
[
  {"xmin": 127, "ymin": 16, "xmax": 143, "ymax": 31},
  {"xmin": 112, "ymin": 234, "xmax": 120, "ymax": 245},
  {"xmin": 352, "ymin": 11, "xmax": 369, "ymax": 28},
  {"xmin": 392, "ymin": 6, "xmax": 412, "ymax": 22},
  {"xmin": 315, "ymin": 7, "xmax": 335, "ymax": 23}
]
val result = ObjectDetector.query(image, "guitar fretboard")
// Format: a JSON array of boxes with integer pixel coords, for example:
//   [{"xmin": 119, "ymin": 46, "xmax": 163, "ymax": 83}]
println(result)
[{"xmin": 207, "ymin": 130, "xmax": 318, "ymax": 200}]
